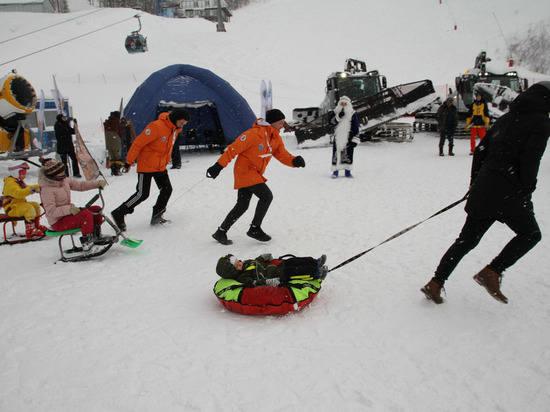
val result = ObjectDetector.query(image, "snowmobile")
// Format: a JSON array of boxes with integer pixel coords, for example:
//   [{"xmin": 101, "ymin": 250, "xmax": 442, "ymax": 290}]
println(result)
[
  {"xmin": 45, "ymin": 188, "xmax": 142, "ymax": 262},
  {"xmin": 291, "ymin": 58, "xmax": 438, "ymax": 143},
  {"xmin": 413, "ymin": 51, "xmax": 529, "ymax": 136}
]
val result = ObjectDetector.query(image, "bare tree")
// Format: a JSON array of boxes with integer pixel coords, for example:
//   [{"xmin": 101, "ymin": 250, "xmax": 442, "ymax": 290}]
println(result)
[{"xmin": 510, "ymin": 21, "xmax": 550, "ymax": 74}]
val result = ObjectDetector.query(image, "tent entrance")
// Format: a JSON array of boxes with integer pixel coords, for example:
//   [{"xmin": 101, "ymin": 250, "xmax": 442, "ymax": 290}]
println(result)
[{"xmin": 157, "ymin": 101, "xmax": 226, "ymax": 152}]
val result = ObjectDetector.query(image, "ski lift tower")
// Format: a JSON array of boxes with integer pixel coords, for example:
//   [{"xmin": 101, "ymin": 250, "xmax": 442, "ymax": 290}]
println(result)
[{"xmin": 216, "ymin": 0, "xmax": 226, "ymax": 32}]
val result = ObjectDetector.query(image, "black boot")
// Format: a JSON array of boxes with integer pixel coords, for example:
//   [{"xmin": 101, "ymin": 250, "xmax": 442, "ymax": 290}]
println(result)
[
  {"xmin": 448, "ymin": 145, "xmax": 455, "ymax": 156},
  {"xmin": 93, "ymin": 224, "xmax": 114, "ymax": 245},
  {"xmin": 111, "ymin": 205, "xmax": 128, "ymax": 232},
  {"xmin": 151, "ymin": 208, "xmax": 170, "ymax": 226},
  {"xmin": 247, "ymin": 225, "xmax": 271, "ymax": 242},
  {"xmin": 212, "ymin": 227, "xmax": 233, "ymax": 245},
  {"xmin": 79, "ymin": 234, "xmax": 94, "ymax": 251},
  {"xmin": 439, "ymin": 146, "xmax": 444, "ymax": 157}
]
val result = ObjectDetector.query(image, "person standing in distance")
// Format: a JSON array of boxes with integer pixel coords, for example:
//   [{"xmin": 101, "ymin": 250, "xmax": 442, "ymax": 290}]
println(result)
[
  {"xmin": 207, "ymin": 109, "xmax": 305, "ymax": 245},
  {"xmin": 421, "ymin": 81, "xmax": 550, "ymax": 304},
  {"xmin": 111, "ymin": 108, "xmax": 190, "ymax": 230}
]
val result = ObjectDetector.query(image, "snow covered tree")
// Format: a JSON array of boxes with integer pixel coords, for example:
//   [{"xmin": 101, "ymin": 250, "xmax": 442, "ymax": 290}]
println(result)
[{"xmin": 509, "ymin": 21, "xmax": 550, "ymax": 74}]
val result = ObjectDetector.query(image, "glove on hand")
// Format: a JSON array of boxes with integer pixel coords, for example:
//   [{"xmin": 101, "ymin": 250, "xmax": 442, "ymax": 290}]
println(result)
[
  {"xmin": 30, "ymin": 186, "xmax": 40, "ymax": 194},
  {"xmin": 98, "ymin": 180, "xmax": 107, "ymax": 189},
  {"xmin": 70, "ymin": 205, "xmax": 80, "ymax": 215},
  {"xmin": 123, "ymin": 163, "xmax": 131, "ymax": 173},
  {"xmin": 206, "ymin": 162, "xmax": 223, "ymax": 179},
  {"xmin": 292, "ymin": 156, "xmax": 305, "ymax": 168},
  {"xmin": 265, "ymin": 278, "xmax": 280, "ymax": 287},
  {"xmin": 259, "ymin": 253, "xmax": 274, "ymax": 261}
]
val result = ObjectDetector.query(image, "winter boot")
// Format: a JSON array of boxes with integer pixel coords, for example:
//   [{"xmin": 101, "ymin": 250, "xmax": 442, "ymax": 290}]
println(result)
[
  {"xmin": 212, "ymin": 227, "xmax": 233, "ymax": 245},
  {"xmin": 318, "ymin": 265, "xmax": 329, "ymax": 280},
  {"xmin": 247, "ymin": 225, "xmax": 271, "ymax": 242},
  {"xmin": 345, "ymin": 170, "xmax": 354, "ymax": 178},
  {"xmin": 25, "ymin": 221, "xmax": 44, "ymax": 239},
  {"xmin": 439, "ymin": 146, "xmax": 444, "ymax": 157},
  {"xmin": 331, "ymin": 171, "xmax": 339, "ymax": 179},
  {"xmin": 421, "ymin": 279, "xmax": 444, "ymax": 304},
  {"xmin": 92, "ymin": 224, "xmax": 114, "ymax": 245},
  {"xmin": 79, "ymin": 234, "xmax": 94, "ymax": 251},
  {"xmin": 34, "ymin": 216, "xmax": 48, "ymax": 233},
  {"xmin": 317, "ymin": 254, "xmax": 327, "ymax": 269},
  {"xmin": 473, "ymin": 266, "xmax": 508, "ymax": 304},
  {"xmin": 151, "ymin": 208, "xmax": 170, "ymax": 226},
  {"xmin": 111, "ymin": 206, "xmax": 128, "ymax": 232},
  {"xmin": 448, "ymin": 145, "xmax": 455, "ymax": 156}
]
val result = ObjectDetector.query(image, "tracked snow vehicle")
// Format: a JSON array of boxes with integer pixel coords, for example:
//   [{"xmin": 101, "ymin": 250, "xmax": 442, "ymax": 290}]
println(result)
[
  {"xmin": 292, "ymin": 59, "xmax": 437, "ymax": 143},
  {"xmin": 414, "ymin": 51, "xmax": 529, "ymax": 135}
]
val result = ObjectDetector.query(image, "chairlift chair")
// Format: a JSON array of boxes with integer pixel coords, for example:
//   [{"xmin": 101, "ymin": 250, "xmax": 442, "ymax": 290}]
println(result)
[{"xmin": 125, "ymin": 15, "xmax": 148, "ymax": 53}]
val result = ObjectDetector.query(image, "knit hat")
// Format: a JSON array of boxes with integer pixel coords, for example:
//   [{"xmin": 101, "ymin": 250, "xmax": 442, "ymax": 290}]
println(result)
[
  {"xmin": 169, "ymin": 108, "xmax": 191, "ymax": 125},
  {"xmin": 56, "ymin": 114, "xmax": 65, "ymax": 122},
  {"xmin": 40, "ymin": 157, "xmax": 66, "ymax": 177},
  {"xmin": 265, "ymin": 109, "xmax": 285, "ymax": 124},
  {"xmin": 216, "ymin": 254, "xmax": 240, "ymax": 278}
]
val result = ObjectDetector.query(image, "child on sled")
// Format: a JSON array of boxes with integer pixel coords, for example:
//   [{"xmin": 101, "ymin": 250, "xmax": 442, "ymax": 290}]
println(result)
[
  {"xmin": 2, "ymin": 162, "xmax": 48, "ymax": 239},
  {"xmin": 38, "ymin": 157, "xmax": 107, "ymax": 251},
  {"xmin": 216, "ymin": 253, "xmax": 328, "ymax": 286}
]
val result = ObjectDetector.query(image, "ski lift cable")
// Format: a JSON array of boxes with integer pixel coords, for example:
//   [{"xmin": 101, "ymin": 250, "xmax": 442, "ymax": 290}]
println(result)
[
  {"xmin": 442, "ymin": 0, "xmax": 457, "ymax": 28},
  {"xmin": 492, "ymin": 12, "xmax": 512, "ymax": 56},
  {"xmin": 0, "ymin": 15, "xmax": 137, "ymax": 68},
  {"xmin": 0, "ymin": 8, "xmax": 106, "ymax": 45}
]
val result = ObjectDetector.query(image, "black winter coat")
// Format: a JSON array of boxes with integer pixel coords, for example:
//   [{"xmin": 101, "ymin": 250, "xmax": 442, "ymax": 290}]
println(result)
[
  {"xmin": 54, "ymin": 120, "xmax": 76, "ymax": 154},
  {"xmin": 465, "ymin": 83, "xmax": 550, "ymax": 219}
]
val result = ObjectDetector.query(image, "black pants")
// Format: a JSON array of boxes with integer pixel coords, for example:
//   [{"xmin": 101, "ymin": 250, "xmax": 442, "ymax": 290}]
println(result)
[
  {"xmin": 434, "ymin": 214, "xmax": 542, "ymax": 283},
  {"xmin": 438, "ymin": 130, "xmax": 454, "ymax": 148},
  {"xmin": 121, "ymin": 170, "xmax": 172, "ymax": 217},
  {"xmin": 220, "ymin": 183, "xmax": 273, "ymax": 230},
  {"xmin": 281, "ymin": 257, "xmax": 318, "ymax": 278},
  {"xmin": 59, "ymin": 149, "xmax": 80, "ymax": 176}
]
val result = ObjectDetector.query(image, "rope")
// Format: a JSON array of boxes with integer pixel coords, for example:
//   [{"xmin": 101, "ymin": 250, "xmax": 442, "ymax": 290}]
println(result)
[
  {"xmin": 0, "ymin": 15, "xmax": 136, "ymax": 67},
  {"xmin": 167, "ymin": 177, "xmax": 207, "ymax": 207},
  {"xmin": 328, "ymin": 192, "xmax": 469, "ymax": 272},
  {"xmin": 0, "ymin": 8, "xmax": 105, "ymax": 45}
]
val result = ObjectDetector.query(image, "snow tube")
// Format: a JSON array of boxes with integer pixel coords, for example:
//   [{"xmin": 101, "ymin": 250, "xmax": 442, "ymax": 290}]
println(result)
[{"xmin": 213, "ymin": 278, "xmax": 322, "ymax": 315}]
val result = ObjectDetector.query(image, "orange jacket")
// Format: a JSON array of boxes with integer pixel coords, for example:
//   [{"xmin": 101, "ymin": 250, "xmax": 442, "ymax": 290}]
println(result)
[
  {"xmin": 217, "ymin": 119, "xmax": 296, "ymax": 189},
  {"xmin": 126, "ymin": 113, "xmax": 181, "ymax": 173}
]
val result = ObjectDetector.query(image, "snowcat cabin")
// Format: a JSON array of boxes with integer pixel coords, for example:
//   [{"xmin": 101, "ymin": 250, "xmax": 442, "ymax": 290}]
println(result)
[
  {"xmin": 456, "ymin": 72, "xmax": 527, "ymax": 109},
  {"xmin": 326, "ymin": 71, "xmax": 387, "ymax": 110}
]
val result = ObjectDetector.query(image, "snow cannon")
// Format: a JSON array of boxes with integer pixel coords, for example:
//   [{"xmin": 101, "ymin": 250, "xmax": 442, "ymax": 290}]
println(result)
[{"xmin": 0, "ymin": 72, "xmax": 37, "ymax": 153}]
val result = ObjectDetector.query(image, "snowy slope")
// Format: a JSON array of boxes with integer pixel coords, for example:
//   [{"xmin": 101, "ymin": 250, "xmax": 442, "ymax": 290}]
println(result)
[{"xmin": 1, "ymin": 1, "xmax": 550, "ymax": 411}]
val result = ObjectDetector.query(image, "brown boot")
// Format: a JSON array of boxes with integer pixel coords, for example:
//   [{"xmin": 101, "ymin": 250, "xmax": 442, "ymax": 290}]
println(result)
[
  {"xmin": 421, "ymin": 279, "xmax": 444, "ymax": 304},
  {"xmin": 473, "ymin": 266, "xmax": 508, "ymax": 304}
]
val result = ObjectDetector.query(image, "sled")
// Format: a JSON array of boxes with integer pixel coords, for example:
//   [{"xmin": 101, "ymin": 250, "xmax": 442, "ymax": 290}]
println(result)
[
  {"xmin": 45, "ymin": 189, "xmax": 142, "ymax": 262},
  {"xmin": 214, "ymin": 278, "xmax": 322, "ymax": 316},
  {"xmin": 0, "ymin": 214, "xmax": 45, "ymax": 245}
]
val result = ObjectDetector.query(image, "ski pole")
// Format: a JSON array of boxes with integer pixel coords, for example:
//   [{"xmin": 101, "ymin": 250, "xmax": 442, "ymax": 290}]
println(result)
[{"xmin": 329, "ymin": 192, "xmax": 469, "ymax": 273}]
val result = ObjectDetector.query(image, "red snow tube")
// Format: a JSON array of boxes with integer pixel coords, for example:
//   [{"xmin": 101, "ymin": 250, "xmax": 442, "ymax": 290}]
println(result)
[{"xmin": 213, "ymin": 278, "xmax": 322, "ymax": 316}]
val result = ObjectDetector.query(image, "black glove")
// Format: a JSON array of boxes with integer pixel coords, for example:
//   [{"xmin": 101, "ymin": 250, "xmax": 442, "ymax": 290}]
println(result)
[
  {"xmin": 351, "ymin": 142, "xmax": 358, "ymax": 148},
  {"xmin": 292, "ymin": 156, "xmax": 305, "ymax": 168},
  {"xmin": 207, "ymin": 162, "xmax": 223, "ymax": 179},
  {"xmin": 123, "ymin": 163, "xmax": 131, "ymax": 173}
]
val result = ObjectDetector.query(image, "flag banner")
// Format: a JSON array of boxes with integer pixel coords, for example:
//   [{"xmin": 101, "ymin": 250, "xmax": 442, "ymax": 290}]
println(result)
[{"xmin": 74, "ymin": 126, "xmax": 103, "ymax": 181}]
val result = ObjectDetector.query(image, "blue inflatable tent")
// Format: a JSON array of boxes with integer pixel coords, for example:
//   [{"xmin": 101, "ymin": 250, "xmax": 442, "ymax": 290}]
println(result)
[{"xmin": 124, "ymin": 64, "xmax": 256, "ymax": 147}]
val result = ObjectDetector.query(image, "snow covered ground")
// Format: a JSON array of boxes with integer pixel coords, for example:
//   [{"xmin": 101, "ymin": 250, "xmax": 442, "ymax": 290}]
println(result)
[{"xmin": 1, "ymin": 0, "xmax": 550, "ymax": 410}]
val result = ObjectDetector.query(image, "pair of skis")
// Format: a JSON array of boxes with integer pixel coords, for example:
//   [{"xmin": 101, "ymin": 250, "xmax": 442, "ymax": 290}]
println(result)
[{"xmin": 260, "ymin": 80, "xmax": 272, "ymax": 118}]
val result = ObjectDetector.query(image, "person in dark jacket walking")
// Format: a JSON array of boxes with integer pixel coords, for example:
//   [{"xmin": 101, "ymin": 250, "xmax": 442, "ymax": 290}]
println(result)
[
  {"xmin": 436, "ymin": 97, "xmax": 458, "ymax": 156},
  {"xmin": 54, "ymin": 114, "xmax": 81, "ymax": 178},
  {"xmin": 421, "ymin": 81, "xmax": 550, "ymax": 304}
]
